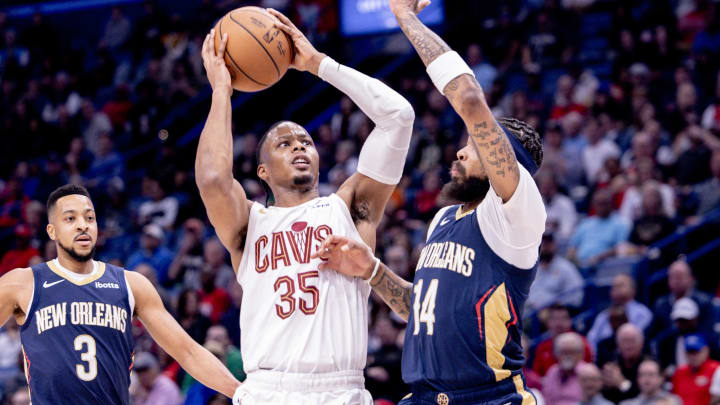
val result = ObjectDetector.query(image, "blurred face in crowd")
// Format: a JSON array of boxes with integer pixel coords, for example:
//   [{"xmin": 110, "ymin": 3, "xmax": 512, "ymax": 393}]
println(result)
[
  {"xmin": 637, "ymin": 360, "xmax": 663, "ymax": 395},
  {"xmin": 555, "ymin": 333, "xmax": 584, "ymax": 371},
  {"xmin": 668, "ymin": 261, "xmax": 693, "ymax": 297},
  {"xmin": 608, "ymin": 306, "xmax": 629, "ymax": 331},
  {"xmin": 546, "ymin": 307, "xmax": 572, "ymax": 336},
  {"xmin": 610, "ymin": 274, "xmax": 634, "ymax": 305},
  {"xmin": 593, "ymin": 189, "xmax": 613, "ymax": 218},
  {"xmin": 258, "ymin": 121, "xmax": 319, "ymax": 196},
  {"xmin": 206, "ymin": 325, "xmax": 230, "ymax": 349},
  {"xmin": 204, "ymin": 238, "xmax": 226, "ymax": 268},
  {"xmin": 616, "ymin": 324, "xmax": 643, "ymax": 360},
  {"xmin": 10, "ymin": 389, "xmax": 30, "ymax": 405},
  {"xmin": 687, "ymin": 346, "xmax": 709, "ymax": 369},
  {"xmin": 641, "ymin": 186, "xmax": 663, "ymax": 216},
  {"xmin": 47, "ymin": 195, "xmax": 98, "ymax": 263},
  {"xmin": 140, "ymin": 233, "xmax": 161, "ymax": 252},
  {"xmin": 578, "ymin": 363, "xmax": 603, "ymax": 400}
]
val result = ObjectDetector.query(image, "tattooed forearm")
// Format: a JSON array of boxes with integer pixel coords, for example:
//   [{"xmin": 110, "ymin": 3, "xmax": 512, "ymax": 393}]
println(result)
[
  {"xmin": 395, "ymin": 12, "xmax": 450, "ymax": 66},
  {"xmin": 370, "ymin": 263, "xmax": 412, "ymax": 321},
  {"xmin": 469, "ymin": 120, "xmax": 520, "ymax": 188}
]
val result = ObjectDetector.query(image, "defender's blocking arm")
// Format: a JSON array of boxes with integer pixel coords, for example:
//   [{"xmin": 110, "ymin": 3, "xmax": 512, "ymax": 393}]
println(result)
[
  {"xmin": 196, "ymin": 30, "xmax": 251, "ymax": 267},
  {"xmin": 311, "ymin": 236, "xmax": 412, "ymax": 321},
  {"xmin": 392, "ymin": 3, "xmax": 521, "ymax": 202}
]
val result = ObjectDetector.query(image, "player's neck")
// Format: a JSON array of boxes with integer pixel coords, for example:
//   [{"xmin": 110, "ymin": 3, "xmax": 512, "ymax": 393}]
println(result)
[
  {"xmin": 459, "ymin": 200, "xmax": 482, "ymax": 214},
  {"xmin": 272, "ymin": 187, "xmax": 319, "ymax": 207},
  {"xmin": 56, "ymin": 254, "xmax": 94, "ymax": 275}
]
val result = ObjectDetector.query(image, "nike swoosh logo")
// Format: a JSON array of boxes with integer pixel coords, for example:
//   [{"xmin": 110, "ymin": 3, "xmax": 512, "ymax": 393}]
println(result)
[
  {"xmin": 43, "ymin": 279, "xmax": 65, "ymax": 288},
  {"xmin": 440, "ymin": 217, "xmax": 451, "ymax": 226}
]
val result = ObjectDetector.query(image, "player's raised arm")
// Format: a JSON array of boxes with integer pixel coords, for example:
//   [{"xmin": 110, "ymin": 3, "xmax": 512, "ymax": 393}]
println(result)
[
  {"xmin": 269, "ymin": 9, "xmax": 415, "ymax": 242},
  {"xmin": 311, "ymin": 236, "xmax": 413, "ymax": 321},
  {"xmin": 196, "ymin": 29, "xmax": 251, "ymax": 267},
  {"xmin": 390, "ymin": 0, "xmax": 520, "ymax": 202},
  {"xmin": 126, "ymin": 271, "xmax": 242, "ymax": 400},
  {"xmin": 0, "ymin": 268, "xmax": 33, "ymax": 327}
]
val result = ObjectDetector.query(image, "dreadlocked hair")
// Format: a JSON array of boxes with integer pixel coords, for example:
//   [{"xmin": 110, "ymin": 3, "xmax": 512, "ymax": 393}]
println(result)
[{"xmin": 497, "ymin": 117, "xmax": 543, "ymax": 168}]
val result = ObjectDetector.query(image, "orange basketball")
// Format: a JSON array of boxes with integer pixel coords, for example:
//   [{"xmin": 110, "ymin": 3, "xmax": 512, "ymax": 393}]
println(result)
[{"xmin": 213, "ymin": 7, "xmax": 293, "ymax": 92}]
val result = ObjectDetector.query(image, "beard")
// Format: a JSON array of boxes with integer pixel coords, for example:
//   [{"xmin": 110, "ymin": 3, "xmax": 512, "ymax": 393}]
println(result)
[
  {"xmin": 440, "ymin": 163, "xmax": 491, "ymax": 204},
  {"xmin": 293, "ymin": 174, "xmax": 313, "ymax": 186},
  {"xmin": 57, "ymin": 239, "xmax": 95, "ymax": 262}
]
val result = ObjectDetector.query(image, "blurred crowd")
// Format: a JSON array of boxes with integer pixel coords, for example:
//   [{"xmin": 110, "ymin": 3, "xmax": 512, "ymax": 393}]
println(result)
[{"xmin": 1, "ymin": 0, "xmax": 720, "ymax": 404}]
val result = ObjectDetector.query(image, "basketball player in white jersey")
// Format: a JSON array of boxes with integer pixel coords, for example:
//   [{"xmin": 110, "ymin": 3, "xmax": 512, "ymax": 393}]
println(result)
[{"xmin": 197, "ymin": 9, "xmax": 415, "ymax": 405}]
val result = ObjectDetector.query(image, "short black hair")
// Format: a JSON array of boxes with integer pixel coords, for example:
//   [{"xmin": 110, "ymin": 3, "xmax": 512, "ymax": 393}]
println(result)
[
  {"xmin": 47, "ymin": 184, "xmax": 91, "ymax": 214},
  {"xmin": 497, "ymin": 117, "xmax": 543, "ymax": 168}
]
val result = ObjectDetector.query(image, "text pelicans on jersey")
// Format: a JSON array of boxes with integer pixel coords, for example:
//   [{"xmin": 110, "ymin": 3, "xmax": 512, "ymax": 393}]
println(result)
[
  {"xmin": 415, "ymin": 241, "xmax": 475, "ymax": 277},
  {"xmin": 34, "ymin": 302, "xmax": 129, "ymax": 335}
]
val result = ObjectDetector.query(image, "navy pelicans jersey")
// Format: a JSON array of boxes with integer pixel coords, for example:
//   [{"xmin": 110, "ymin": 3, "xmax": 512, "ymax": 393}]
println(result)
[
  {"xmin": 402, "ymin": 166, "xmax": 545, "ymax": 393},
  {"xmin": 19, "ymin": 260, "xmax": 134, "ymax": 405}
]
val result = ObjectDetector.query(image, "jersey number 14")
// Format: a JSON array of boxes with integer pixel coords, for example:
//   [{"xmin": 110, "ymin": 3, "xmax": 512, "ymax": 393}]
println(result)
[{"xmin": 413, "ymin": 278, "xmax": 439, "ymax": 335}]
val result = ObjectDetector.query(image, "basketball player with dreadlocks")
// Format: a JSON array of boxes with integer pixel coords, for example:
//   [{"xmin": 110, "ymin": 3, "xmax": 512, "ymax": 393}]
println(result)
[
  {"xmin": 312, "ymin": 1, "xmax": 546, "ymax": 404},
  {"xmin": 196, "ymin": 9, "xmax": 415, "ymax": 405}
]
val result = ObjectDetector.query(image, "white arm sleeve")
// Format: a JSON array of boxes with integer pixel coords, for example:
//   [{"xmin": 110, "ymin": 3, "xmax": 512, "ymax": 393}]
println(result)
[
  {"xmin": 318, "ymin": 57, "xmax": 415, "ymax": 185},
  {"xmin": 476, "ymin": 165, "xmax": 546, "ymax": 269}
]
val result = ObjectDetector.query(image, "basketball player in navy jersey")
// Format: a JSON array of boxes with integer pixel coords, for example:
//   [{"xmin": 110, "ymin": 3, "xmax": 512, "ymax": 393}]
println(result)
[
  {"xmin": 0, "ymin": 184, "xmax": 244, "ymax": 405},
  {"xmin": 313, "ymin": 1, "xmax": 546, "ymax": 404}
]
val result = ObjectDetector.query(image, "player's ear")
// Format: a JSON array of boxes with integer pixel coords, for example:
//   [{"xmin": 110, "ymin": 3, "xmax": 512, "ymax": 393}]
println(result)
[
  {"xmin": 257, "ymin": 164, "xmax": 268, "ymax": 182},
  {"xmin": 46, "ymin": 223, "xmax": 56, "ymax": 241}
]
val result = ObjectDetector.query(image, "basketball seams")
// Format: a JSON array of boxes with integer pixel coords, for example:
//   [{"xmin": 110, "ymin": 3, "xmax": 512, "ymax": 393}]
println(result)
[
  {"xmin": 217, "ymin": 18, "xmax": 269, "ymax": 88},
  {"xmin": 228, "ymin": 12, "xmax": 281, "ymax": 78}
]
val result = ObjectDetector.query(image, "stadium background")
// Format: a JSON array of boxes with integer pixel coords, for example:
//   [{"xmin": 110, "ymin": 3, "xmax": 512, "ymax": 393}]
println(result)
[{"xmin": 0, "ymin": 0, "xmax": 720, "ymax": 404}]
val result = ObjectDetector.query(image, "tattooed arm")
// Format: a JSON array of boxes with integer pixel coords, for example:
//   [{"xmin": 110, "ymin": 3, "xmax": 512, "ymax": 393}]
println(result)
[
  {"xmin": 391, "ymin": 3, "xmax": 520, "ymax": 201},
  {"xmin": 312, "ymin": 235, "xmax": 413, "ymax": 321}
]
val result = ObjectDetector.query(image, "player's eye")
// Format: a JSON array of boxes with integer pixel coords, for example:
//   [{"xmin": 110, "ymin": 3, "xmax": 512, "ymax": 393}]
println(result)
[
  {"xmin": 87, "ymin": 216, "xmax": 95, "ymax": 222},
  {"xmin": 302, "ymin": 140, "xmax": 311, "ymax": 146},
  {"xmin": 65, "ymin": 216, "xmax": 74, "ymax": 222},
  {"xmin": 279, "ymin": 142, "xmax": 289, "ymax": 147}
]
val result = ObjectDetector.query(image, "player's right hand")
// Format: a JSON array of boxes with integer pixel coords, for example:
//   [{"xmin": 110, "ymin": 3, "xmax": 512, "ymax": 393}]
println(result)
[
  {"xmin": 267, "ymin": 8, "xmax": 326, "ymax": 76},
  {"xmin": 311, "ymin": 235, "xmax": 376, "ymax": 280},
  {"xmin": 201, "ymin": 29, "xmax": 232, "ymax": 94}
]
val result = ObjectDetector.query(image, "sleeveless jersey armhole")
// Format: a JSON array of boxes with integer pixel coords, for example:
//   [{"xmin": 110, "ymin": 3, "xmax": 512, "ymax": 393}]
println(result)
[
  {"xmin": 237, "ymin": 201, "xmax": 263, "ymax": 282},
  {"xmin": 426, "ymin": 206, "xmax": 453, "ymax": 241},
  {"xmin": 124, "ymin": 271, "xmax": 135, "ymax": 318},
  {"xmin": 19, "ymin": 268, "xmax": 39, "ymax": 330},
  {"xmin": 329, "ymin": 193, "xmax": 364, "ymax": 238}
]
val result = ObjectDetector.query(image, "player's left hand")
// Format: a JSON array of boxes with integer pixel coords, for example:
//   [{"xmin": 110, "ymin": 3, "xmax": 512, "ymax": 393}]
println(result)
[
  {"xmin": 267, "ymin": 8, "xmax": 326, "ymax": 75},
  {"xmin": 311, "ymin": 235, "xmax": 377, "ymax": 280},
  {"xmin": 389, "ymin": 0, "xmax": 431, "ymax": 17}
]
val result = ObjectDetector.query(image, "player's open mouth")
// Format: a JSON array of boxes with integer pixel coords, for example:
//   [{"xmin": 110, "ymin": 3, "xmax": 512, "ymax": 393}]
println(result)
[{"xmin": 292, "ymin": 156, "xmax": 310, "ymax": 169}]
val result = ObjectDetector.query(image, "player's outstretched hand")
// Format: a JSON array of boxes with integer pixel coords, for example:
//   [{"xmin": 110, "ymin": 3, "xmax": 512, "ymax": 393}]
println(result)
[
  {"xmin": 311, "ymin": 235, "xmax": 376, "ymax": 280},
  {"xmin": 267, "ymin": 8, "xmax": 326, "ymax": 76},
  {"xmin": 201, "ymin": 29, "xmax": 232, "ymax": 94},
  {"xmin": 389, "ymin": 0, "xmax": 431, "ymax": 16}
]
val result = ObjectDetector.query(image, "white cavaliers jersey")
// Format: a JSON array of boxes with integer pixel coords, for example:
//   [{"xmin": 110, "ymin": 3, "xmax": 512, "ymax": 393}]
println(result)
[{"xmin": 237, "ymin": 194, "xmax": 371, "ymax": 374}]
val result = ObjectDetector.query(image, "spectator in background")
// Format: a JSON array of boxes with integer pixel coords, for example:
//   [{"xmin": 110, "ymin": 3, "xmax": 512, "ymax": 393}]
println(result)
[
  {"xmin": 653, "ymin": 297, "xmax": 720, "ymax": 371},
  {"xmin": 138, "ymin": 175, "xmax": 179, "ymax": 230},
  {"xmin": 541, "ymin": 332, "xmax": 585, "ymax": 405},
  {"xmin": 8, "ymin": 386, "xmax": 30, "ymax": 405},
  {"xmin": 601, "ymin": 324, "xmax": 646, "ymax": 403},
  {"xmin": 197, "ymin": 261, "xmax": 231, "ymax": 323},
  {"xmin": 568, "ymin": 189, "xmax": 630, "ymax": 267},
  {"xmin": 467, "ymin": 43, "xmax": 497, "ymax": 90},
  {"xmin": 578, "ymin": 363, "xmax": 613, "ymax": 405},
  {"xmin": 674, "ymin": 125, "xmax": 713, "ymax": 185},
  {"xmin": 126, "ymin": 224, "xmax": 174, "ymax": 284},
  {"xmin": 131, "ymin": 352, "xmax": 182, "ymax": 405},
  {"xmin": 84, "ymin": 134, "xmax": 124, "ymax": 191},
  {"xmin": 595, "ymin": 305, "xmax": 629, "ymax": 366},
  {"xmin": 167, "ymin": 218, "xmax": 206, "ymax": 287},
  {"xmin": 0, "ymin": 177, "xmax": 29, "ymax": 230},
  {"xmin": 701, "ymin": 71, "xmax": 720, "ymax": 134},
  {"xmin": 652, "ymin": 260, "xmax": 715, "ymax": 337},
  {"xmin": 0, "ymin": 225, "xmax": 40, "ymax": 275},
  {"xmin": 582, "ymin": 117, "xmax": 621, "ymax": 185},
  {"xmin": 366, "ymin": 314, "xmax": 404, "ymax": 403},
  {"xmin": 618, "ymin": 158, "xmax": 676, "ymax": 225},
  {"xmin": 693, "ymin": 149, "xmax": 720, "ymax": 215},
  {"xmin": 620, "ymin": 359, "xmax": 681, "ymax": 405},
  {"xmin": 330, "ymin": 96, "xmax": 365, "ymax": 139},
  {"xmin": 100, "ymin": 7, "xmax": 132, "ymax": 49},
  {"xmin": 672, "ymin": 334, "xmax": 720, "ymax": 405},
  {"xmin": 182, "ymin": 325, "xmax": 245, "ymax": 394},
  {"xmin": 526, "ymin": 233, "xmax": 584, "ymax": 311},
  {"xmin": 624, "ymin": 184, "xmax": 677, "ymax": 253},
  {"xmin": 0, "ymin": 318, "xmax": 21, "ymax": 382},
  {"xmin": 537, "ymin": 172, "xmax": 577, "ymax": 244},
  {"xmin": 177, "ymin": 289, "xmax": 211, "ymax": 344},
  {"xmin": 587, "ymin": 274, "xmax": 652, "ymax": 349},
  {"xmin": 220, "ymin": 281, "xmax": 242, "ymax": 347},
  {"xmin": 533, "ymin": 304, "xmax": 593, "ymax": 377}
]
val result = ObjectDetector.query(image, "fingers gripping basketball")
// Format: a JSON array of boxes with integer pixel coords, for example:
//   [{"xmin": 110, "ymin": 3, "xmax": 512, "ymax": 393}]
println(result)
[{"xmin": 213, "ymin": 7, "xmax": 293, "ymax": 92}]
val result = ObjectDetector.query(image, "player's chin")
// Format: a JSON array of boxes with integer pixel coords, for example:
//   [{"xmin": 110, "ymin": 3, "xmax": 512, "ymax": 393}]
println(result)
[{"xmin": 292, "ymin": 173, "xmax": 314, "ymax": 186}]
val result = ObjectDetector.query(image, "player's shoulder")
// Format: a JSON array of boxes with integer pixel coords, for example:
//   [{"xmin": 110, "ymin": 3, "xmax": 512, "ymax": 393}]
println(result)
[{"xmin": 1, "ymin": 267, "xmax": 34, "ymax": 282}]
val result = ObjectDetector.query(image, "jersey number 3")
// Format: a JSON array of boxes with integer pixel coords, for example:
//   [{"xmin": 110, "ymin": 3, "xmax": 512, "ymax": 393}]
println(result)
[
  {"xmin": 74, "ymin": 334, "xmax": 98, "ymax": 381},
  {"xmin": 274, "ymin": 271, "xmax": 320, "ymax": 319},
  {"xmin": 413, "ymin": 278, "xmax": 439, "ymax": 335}
]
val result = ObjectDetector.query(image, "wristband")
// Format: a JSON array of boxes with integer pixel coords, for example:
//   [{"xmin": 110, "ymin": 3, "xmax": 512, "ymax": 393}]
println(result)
[
  {"xmin": 426, "ymin": 51, "xmax": 475, "ymax": 95},
  {"xmin": 367, "ymin": 258, "xmax": 381, "ymax": 284}
]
